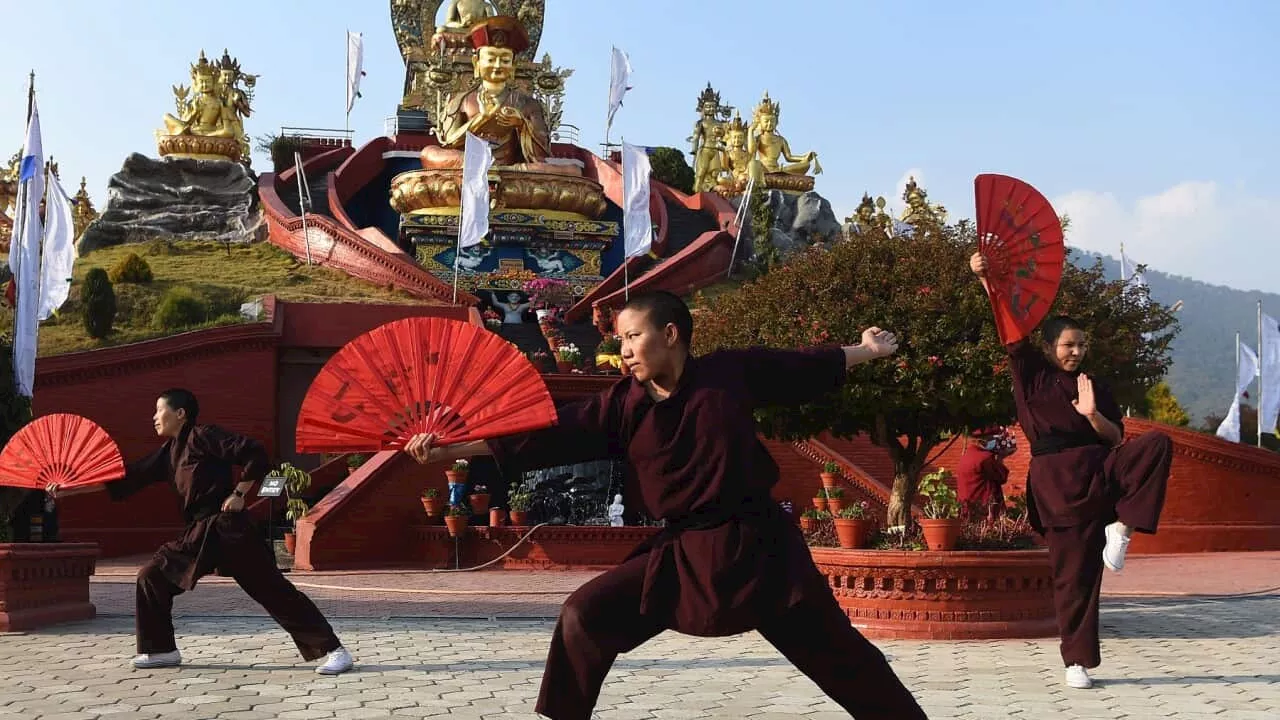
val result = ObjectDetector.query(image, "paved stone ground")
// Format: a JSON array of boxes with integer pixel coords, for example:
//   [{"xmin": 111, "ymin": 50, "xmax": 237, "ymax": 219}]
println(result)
[{"xmin": 1, "ymin": 553, "xmax": 1275, "ymax": 719}]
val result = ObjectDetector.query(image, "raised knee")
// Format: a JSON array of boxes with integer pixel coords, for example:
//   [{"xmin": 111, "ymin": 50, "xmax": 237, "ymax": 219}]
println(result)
[
  {"xmin": 558, "ymin": 590, "xmax": 599, "ymax": 635},
  {"xmin": 136, "ymin": 562, "xmax": 166, "ymax": 588},
  {"xmin": 1145, "ymin": 431, "xmax": 1174, "ymax": 455}
]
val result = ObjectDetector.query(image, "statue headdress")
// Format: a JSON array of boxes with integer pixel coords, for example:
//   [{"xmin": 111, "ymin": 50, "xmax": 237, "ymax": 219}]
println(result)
[
  {"xmin": 696, "ymin": 82, "xmax": 721, "ymax": 110},
  {"xmin": 217, "ymin": 49, "xmax": 241, "ymax": 75},
  {"xmin": 753, "ymin": 91, "xmax": 780, "ymax": 120},
  {"xmin": 726, "ymin": 110, "xmax": 749, "ymax": 135},
  {"xmin": 189, "ymin": 51, "xmax": 217, "ymax": 81}
]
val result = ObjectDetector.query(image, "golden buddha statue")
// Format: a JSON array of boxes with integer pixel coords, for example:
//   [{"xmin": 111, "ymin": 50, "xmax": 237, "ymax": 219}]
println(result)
[
  {"xmin": 899, "ymin": 176, "xmax": 947, "ymax": 226},
  {"xmin": 444, "ymin": 0, "xmax": 496, "ymax": 28},
  {"xmin": 157, "ymin": 50, "xmax": 254, "ymax": 163},
  {"xmin": 689, "ymin": 84, "xmax": 731, "ymax": 193},
  {"xmin": 735, "ymin": 91, "xmax": 821, "ymax": 194},
  {"xmin": 421, "ymin": 17, "xmax": 572, "ymax": 175},
  {"xmin": 72, "ymin": 177, "xmax": 99, "ymax": 240},
  {"xmin": 713, "ymin": 111, "xmax": 753, "ymax": 196}
]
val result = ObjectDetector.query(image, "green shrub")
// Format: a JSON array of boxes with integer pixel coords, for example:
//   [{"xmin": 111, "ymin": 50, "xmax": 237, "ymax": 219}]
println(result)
[
  {"xmin": 81, "ymin": 268, "xmax": 117, "ymax": 339},
  {"xmin": 648, "ymin": 147, "xmax": 695, "ymax": 195},
  {"xmin": 107, "ymin": 252, "xmax": 153, "ymax": 284},
  {"xmin": 151, "ymin": 287, "xmax": 209, "ymax": 329}
]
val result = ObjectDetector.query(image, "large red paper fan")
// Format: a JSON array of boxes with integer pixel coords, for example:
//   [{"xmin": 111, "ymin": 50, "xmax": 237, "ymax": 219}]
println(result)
[
  {"xmin": 295, "ymin": 317, "xmax": 557, "ymax": 453},
  {"xmin": 0, "ymin": 413, "xmax": 125, "ymax": 490},
  {"xmin": 974, "ymin": 174, "xmax": 1066, "ymax": 344}
]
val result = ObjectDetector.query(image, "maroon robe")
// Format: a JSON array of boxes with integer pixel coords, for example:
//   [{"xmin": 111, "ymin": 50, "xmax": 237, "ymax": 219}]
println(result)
[
  {"xmin": 1007, "ymin": 340, "xmax": 1170, "ymax": 668},
  {"xmin": 108, "ymin": 424, "xmax": 341, "ymax": 660},
  {"xmin": 955, "ymin": 444, "xmax": 1008, "ymax": 518},
  {"xmin": 491, "ymin": 347, "xmax": 926, "ymax": 719}
]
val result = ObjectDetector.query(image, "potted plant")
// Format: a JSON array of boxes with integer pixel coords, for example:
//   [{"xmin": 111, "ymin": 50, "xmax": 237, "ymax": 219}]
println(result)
[
  {"xmin": 799, "ymin": 508, "xmax": 830, "ymax": 534},
  {"xmin": 280, "ymin": 462, "xmax": 312, "ymax": 555},
  {"xmin": 820, "ymin": 461, "xmax": 840, "ymax": 490},
  {"xmin": 833, "ymin": 501, "xmax": 871, "ymax": 549},
  {"xmin": 346, "ymin": 453, "xmax": 368, "ymax": 476},
  {"xmin": 421, "ymin": 488, "xmax": 442, "ymax": 518},
  {"xmin": 469, "ymin": 483, "xmax": 491, "ymax": 515},
  {"xmin": 489, "ymin": 507, "xmax": 506, "ymax": 527},
  {"xmin": 825, "ymin": 486, "xmax": 845, "ymax": 514},
  {"xmin": 918, "ymin": 468, "xmax": 962, "ymax": 550},
  {"xmin": 812, "ymin": 489, "xmax": 828, "ymax": 512},
  {"xmin": 595, "ymin": 335, "xmax": 622, "ymax": 373},
  {"xmin": 446, "ymin": 458, "xmax": 469, "ymax": 485},
  {"xmin": 444, "ymin": 504, "xmax": 470, "ymax": 537},
  {"xmin": 524, "ymin": 278, "xmax": 573, "ymax": 315},
  {"xmin": 508, "ymin": 484, "xmax": 532, "ymax": 525},
  {"xmin": 553, "ymin": 344, "xmax": 581, "ymax": 373}
]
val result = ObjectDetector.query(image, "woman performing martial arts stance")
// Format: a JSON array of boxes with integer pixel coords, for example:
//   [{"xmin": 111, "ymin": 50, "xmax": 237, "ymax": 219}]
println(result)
[
  {"xmin": 405, "ymin": 291, "xmax": 928, "ymax": 719},
  {"xmin": 49, "ymin": 389, "xmax": 353, "ymax": 675},
  {"xmin": 971, "ymin": 252, "xmax": 1171, "ymax": 689}
]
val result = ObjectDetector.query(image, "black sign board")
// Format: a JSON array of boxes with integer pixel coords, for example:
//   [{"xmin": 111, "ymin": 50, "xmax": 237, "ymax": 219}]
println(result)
[{"xmin": 259, "ymin": 473, "xmax": 287, "ymax": 498}]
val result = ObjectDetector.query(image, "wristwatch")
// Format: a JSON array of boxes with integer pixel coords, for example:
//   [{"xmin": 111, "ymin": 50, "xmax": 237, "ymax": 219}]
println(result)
[{"xmin": 233, "ymin": 489, "xmax": 245, "ymax": 498}]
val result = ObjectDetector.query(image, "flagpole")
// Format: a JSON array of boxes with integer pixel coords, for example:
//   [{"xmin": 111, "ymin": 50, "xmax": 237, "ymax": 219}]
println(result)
[
  {"xmin": 452, "ymin": 206, "xmax": 463, "ymax": 305},
  {"xmin": 345, "ymin": 30, "xmax": 350, "ymax": 134},
  {"xmin": 1259, "ymin": 300, "xmax": 1265, "ymax": 447}
]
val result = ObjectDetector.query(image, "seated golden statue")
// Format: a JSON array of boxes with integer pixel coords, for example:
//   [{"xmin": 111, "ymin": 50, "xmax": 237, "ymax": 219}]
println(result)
[
  {"xmin": 421, "ymin": 16, "xmax": 577, "ymax": 177},
  {"xmin": 899, "ymin": 176, "xmax": 948, "ymax": 226},
  {"xmin": 431, "ymin": 0, "xmax": 498, "ymax": 53},
  {"xmin": 747, "ymin": 91, "xmax": 821, "ymax": 193},
  {"xmin": 157, "ymin": 50, "xmax": 253, "ymax": 162},
  {"xmin": 713, "ymin": 112, "xmax": 753, "ymax": 196}
]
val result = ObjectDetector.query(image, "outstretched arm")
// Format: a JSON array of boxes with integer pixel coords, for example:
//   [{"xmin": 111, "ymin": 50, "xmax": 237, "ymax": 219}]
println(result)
[{"xmin": 737, "ymin": 328, "xmax": 898, "ymax": 407}]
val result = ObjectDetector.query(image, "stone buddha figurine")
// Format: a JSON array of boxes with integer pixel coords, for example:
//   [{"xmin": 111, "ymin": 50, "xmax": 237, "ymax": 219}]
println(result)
[
  {"xmin": 422, "ymin": 16, "xmax": 578, "ymax": 176},
  {"xmin": 748, "ymin": 91, "xmax": 821, "ymax": 178}
]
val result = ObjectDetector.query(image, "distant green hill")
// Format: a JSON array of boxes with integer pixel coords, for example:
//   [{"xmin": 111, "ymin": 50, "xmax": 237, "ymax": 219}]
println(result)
[{"xmin": 1074, "ymin": 251, "xmax": 1279, "ymax": 427}]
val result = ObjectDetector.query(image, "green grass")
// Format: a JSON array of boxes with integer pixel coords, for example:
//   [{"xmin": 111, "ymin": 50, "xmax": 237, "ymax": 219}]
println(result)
[{"xmin": 4, "ymin": 240, "xmax": 421, "ymax": 357}]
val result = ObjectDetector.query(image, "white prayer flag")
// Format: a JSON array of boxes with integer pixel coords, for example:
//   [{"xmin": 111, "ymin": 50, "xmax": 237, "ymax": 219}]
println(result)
[
  {"xmin": 37, "ymin": 172, "xmax": 75, "ymax": 321},
  {"xmin": 1216, "ymin": 342, "xmax": 1259, "ymax": 443},
  {"xmin": 621, "ymin": 142, "xmax": 652, "ymax": 259},
  {"xmin": 1260, "ymin": 312, "xmax": 1280, "ymax": 434},
  {"xmin": 9, "ymin": 99, "xmax": 44, "ymax": 397},
  {"xmin": 346, "ymin": 31, "xmax": 365, "ymax": 115},
  {"xmin": 606, "ymin": 47, "xmax": 633, "ymax": 134},
  {"xmin": 458, "ymin": 132, "xmax": 494, "ymax": 250}
]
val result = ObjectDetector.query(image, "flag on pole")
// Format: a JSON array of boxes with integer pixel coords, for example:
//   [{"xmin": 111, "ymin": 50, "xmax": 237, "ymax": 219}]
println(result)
[
  {"xmin": 37, "ymin": 172, "xmax": 74, "ymax": 321},
  {"xmin": 622, "ymin": 141, "xmax": 651, "ymax": 259},
  {"xmin": 8, "ymin": 98, "xmax": 44, "ymax": 397},
  {"xmin": 606, "ymin": 47, "xmax": 633, "ymax": 136},
  {"xmin": 1216, "ymin": 341, "xmax": 1259, "ymax": 443},
  {"xmin": 459, "ymin": 132, "xmax": 494, "ymax": 250},
  {"xmin": 1260, "ymin": 312, "xmax": 1280, "ymax": 434},
  {"xmin": 346, "ymin": 31, "xmax": 365, "ymax": 115}
]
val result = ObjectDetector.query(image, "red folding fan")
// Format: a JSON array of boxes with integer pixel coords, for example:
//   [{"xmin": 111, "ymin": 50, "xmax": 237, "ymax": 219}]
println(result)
[
  {"xmin": 0, "ymin": 413, "xmax": 125, "ymax": 490},
  {"xmin": 974, "ymin": 174, "xmax": 1066, "ymax": 344},
  {"xmin": 295, "ymin": 317, "xmax": 558, "ymax": 453}
]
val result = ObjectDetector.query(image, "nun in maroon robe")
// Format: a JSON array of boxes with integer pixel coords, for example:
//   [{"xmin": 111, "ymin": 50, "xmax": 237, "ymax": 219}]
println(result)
[
  {"xmin": 955, "ymin": 428, "xmax": 1012, "ymax": 520},
  {"xmin": 973, "ymin": 252, "xmax": 1171, "ymax": 690},
  {"xmin": 407, "ymin": 292, "xmax": 927, "ymax": 720}
]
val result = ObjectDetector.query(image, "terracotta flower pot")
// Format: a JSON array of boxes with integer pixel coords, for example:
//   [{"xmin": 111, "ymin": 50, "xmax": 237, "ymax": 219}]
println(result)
[
  {"xmin": 827, "ymin": 498, "xmax": 843, "ymax": 514},
  {"xmin": 799, "ymin": 516, "xmax": 815, "ymax": 533},
  {"xmin": 445, "ymin": 470, "xmax": 468, "ymax": 485},
  {"xmin": 812, "ymin": 497, "xmax": 828, "ymax": 512},
  {"xmin": 489, "ymin": 508, "xmax": 506, "ymax": 527},
  {"xmin": 919, "ymin": 518, "xmax": 963, "ymax": 551},
  {"xmin": 556, "ymin": 360, "xmax": 574, "ymax": 374},
  {"xmin": 509, "ymin": 510, "xmax": 529, "ymax": 526},
  {"xmin": 833, "ymin": 518, "xmax": 867, "ymax": 549},
  {"xmin": 421, "ymin": 496, "xmax": 440, "ymax": 517},
  {"xmin": 444, "ymin": 515, "xmax": 469, "ymax": 537},
  {"xmin": 284, "ymin": 531, "xmax": 296, "ymax": 555},
  {"xmin": 470, "ymin": 493, "xmax": 491, "ymax": 515},
  {"xmin": 820, "ymin": 472, "xmax": 838, "ymax": 489}
]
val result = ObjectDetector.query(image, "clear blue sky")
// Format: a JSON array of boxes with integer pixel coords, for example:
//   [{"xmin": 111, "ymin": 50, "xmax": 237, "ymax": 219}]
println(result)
[{"xmin": 3, "ymin": 0, "xmax": 1277, "ymax": 292}]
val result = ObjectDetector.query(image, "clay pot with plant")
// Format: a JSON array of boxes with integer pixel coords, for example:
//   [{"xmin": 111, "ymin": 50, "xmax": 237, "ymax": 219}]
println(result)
[
  {"xmin": 346, "ymin": 453, "xmax": 368, "ymax": 476},
  {"xmin": 469, "ymin": 484, "xmax": 491, "ymax": 515},
  {"xmin": 444, "ymin": 504, "xmax": 470, "ymax": 537},
  {"xmin": 799, "ymin": 508, "xmax": 830, "ymax": 534},
  {"xmin": 508, "ymin": 483, "xmax": 532, "ymax": 525},
  {"xmin": 917, "ymin": 468, "xmax": 962, "ymax": 550},
  {"xmin": 833, "ymin": 501, "xmax": 872, "ymax": 549},
  {"xmin": 445, "ymin": 458, "xmax": 469, "ymax": 485},
  {"xmin": 812, "ymin": 489, "xmax": 828, "ymax": 512},
  {"xmin": 421, "ymin": 488, "xmax": 442, "ymax": 518},
  {"xmin": 280, "ymin": 462, "xmax": 312, "ymax": 555},
  {"xmin": 825, "ymin": 486, "xmax": 845, "ymax": 514},
  {"xmin": 820, "ymin": 461, "xmax": 840, "ymax": 489}
]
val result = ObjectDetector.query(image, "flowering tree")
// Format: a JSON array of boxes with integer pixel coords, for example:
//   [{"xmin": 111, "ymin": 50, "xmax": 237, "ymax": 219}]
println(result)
[{"xmin": 695, "ymin": 211, "xmax": 1178, "ymax": 526}]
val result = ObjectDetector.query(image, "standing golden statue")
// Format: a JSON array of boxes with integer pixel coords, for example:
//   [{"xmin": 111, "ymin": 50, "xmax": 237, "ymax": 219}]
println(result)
[
  {"xmin": 688, "ymin": 83, "xmax": 732, "ymax": 193},
  {"xmin": 421, "ymin": 16, "xmax": 571, "ymax": 174},
  {"xmin": 157, "ymin": 50, "xmax": 257, "ymax": 163},
  {"xmin": 72, "ymin": 177, "xmax": 99, "ymax": 240}
]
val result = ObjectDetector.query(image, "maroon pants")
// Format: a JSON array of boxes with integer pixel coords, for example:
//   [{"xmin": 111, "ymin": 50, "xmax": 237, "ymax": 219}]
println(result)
[
  {"xmin": 136, "ymin": 522, "xmax": 340, "ymax": 661},
  {"xmin": 1043, "ymin": 431, "xmax": 1172, "ymax": 668},
  {"xmin": 535, "ymin": 553, "xmax": 927, "ymax": 720}
]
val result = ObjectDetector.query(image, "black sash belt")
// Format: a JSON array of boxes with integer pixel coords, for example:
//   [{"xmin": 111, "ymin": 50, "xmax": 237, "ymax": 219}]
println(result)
[{"xmin": 1030, "ymin": 433, "xmax": 1103, "ymax": 457}]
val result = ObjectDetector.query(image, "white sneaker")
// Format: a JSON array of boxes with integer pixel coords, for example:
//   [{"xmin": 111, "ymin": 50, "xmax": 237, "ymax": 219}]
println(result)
[
  {"xmin": 315, "ymin": 646, "xmax": 353, "ymax": 675},
  {"xmin": 1065, "ymin": 664, "xmax": 1093, "ymax": 689},
  {"xmin": 132, "ymin": 650, "xmax": 182, "ymax": 669},
  {"xmin": 1103, "ymin": 521, "xmax": 1132, "ymax": 572}
]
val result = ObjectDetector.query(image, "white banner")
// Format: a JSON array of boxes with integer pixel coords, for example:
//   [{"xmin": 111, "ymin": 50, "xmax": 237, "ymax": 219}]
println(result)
[
  {"xmin": 606, "ymin": 46, "xmax": 632, "ymax": 135},
  {"xmin": 37, "ymin": 172, "xmax": 75, "ymax": 321},
  {"xmin": 1261, "ymin": 312, "xmax": 1280, "ymax": 434},
  {"xmin": 9, "ymin": 100, "xmax": 44, "ymax": 397},
  {"xmin": 1217, "ymin": 342, "xmax": 1259, "ymax": 443},
  {"xmin": 458, "ymin": 132, "xmax": 494, "ymax": 250},
  {"xmin": 621, "ymin": 142, "xmax": 651, "ymax": 259},
  {"xmin": 346, "ymin": 31, "xmax": 365, "ymax": 115}
]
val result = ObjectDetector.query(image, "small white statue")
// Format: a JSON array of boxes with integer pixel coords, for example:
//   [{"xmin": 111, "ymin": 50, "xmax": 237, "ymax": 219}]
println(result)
[{"xmin": 608, "ymin": 494, "xmax": 625, "ymax": 526}]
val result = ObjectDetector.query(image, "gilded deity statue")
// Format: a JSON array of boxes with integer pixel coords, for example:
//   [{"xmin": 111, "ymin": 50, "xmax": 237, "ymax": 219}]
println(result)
[
  {"xmin": 688, "ymin": 83, "xmax": 731, "ymax": 193},
  {"xmin": 158, "ymin": 50, "xmax": 257, "ymax": 163},
  {"xmin": 72, "ymin": 177, "xmax": 99, "ymax": 240},
  {"xmin": 749, "ymin": 91, "xmax": 821, "ymax": 178},
  {"xmin": 845, "ymin": 193, "xmax": 891, "ymax": 236},
  {"xmin": 443, "ymin": 0, "xmax": 496, "ymax": 27},
  {"xmin": 421, "ymin": 16, "xmax": 576, "ymax": 175},
  {"xmin": 899, "ymin": 176, "xmax": 947, "ymax": 226},
  {"xmin": 714, "ymin": 111, "xmax": 753, "ymax": 195}
]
